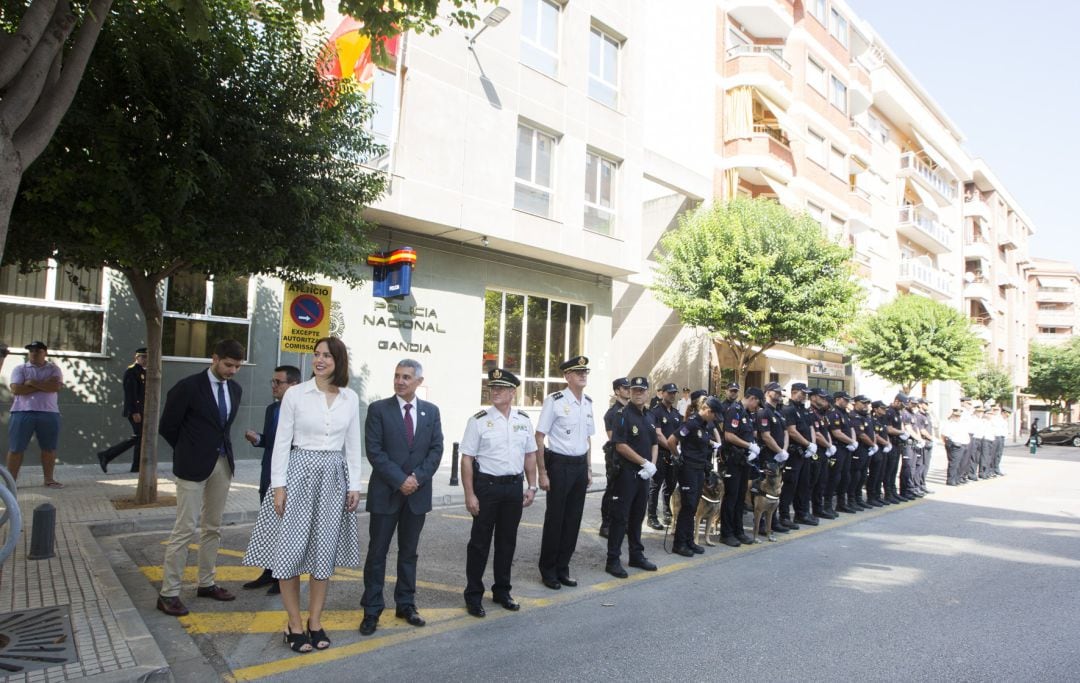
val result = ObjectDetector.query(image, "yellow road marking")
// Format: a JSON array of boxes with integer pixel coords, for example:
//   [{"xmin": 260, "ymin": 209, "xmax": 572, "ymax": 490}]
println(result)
[
  {"xmin": 441, "ymin": 513, "xmax": 544, "ymax": 529},
  {"xmin": 158, "ymin": 541, "xmax": 247, "ymax": 559},
  {"xmin": 138, "ymin": 566, "xmax": 469, "ymax": 596},
  {"xmin": 180, "ymin": 609, "xmax": 465, "ymax": 634}
]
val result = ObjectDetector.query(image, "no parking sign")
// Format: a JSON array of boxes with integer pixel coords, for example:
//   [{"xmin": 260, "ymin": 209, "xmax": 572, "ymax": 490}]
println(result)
[{"xmin": 280, "ymin": 282, "xmax": 332, "ymax": 353}]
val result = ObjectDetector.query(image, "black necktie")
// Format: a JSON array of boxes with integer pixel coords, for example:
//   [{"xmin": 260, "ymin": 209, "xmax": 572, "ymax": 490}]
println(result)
[
  {"xmin": 404, "ymin": 403, "xmax": 414, "ymax": 446},
  {"xmin": 217, "ymin": 381, "xmax": 228, "ymax": 425}
]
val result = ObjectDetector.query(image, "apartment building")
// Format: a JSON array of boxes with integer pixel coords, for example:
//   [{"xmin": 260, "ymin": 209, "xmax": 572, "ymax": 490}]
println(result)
[{"xmin": 1028, "ymin": 258, "xmax": 1080, "ymax": 345}]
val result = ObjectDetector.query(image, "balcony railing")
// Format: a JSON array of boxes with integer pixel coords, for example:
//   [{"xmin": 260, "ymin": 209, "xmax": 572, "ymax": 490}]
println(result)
[
  {"xmin": 900, "ymin": 152, "xmax": 957, "ymax": 200},
  {"xmin": 898, "ymin": 205, "xmax": 952, "ymax": 248},
  {"xmin": 726, "ymin": 44, "xmax": 791, "ymax": 71},
  {"xmin": 753, "ymin": 123, "xmax": 790, "ymax": 147},
  {"xmin": 898, "ymin": 259, "xmax": 953, "ymax": 296}
]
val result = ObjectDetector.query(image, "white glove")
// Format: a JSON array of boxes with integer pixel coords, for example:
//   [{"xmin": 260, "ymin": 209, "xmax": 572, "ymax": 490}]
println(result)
[
  {"xmin": 845, "ymin": 442, "xmax": 858, "ymax": 452},
  {"xmin": 899, "ymin": 433, "xmax": 910, "ymax": 441},
  {"xmin": 826, "ymin": 445, "xmax": 837, "ymax": 457},
  {"xmin": 914, "ymin": 440, "xmax": 924, "ymax": 449},
  {"xmin": 806, "ymin": 443, "xmax": 818, "ymax": 456},
  {"xmin": 747, "ymin": 449, "xmax": 758, "ymax": 462},
  {"xmin": 775, "ymin": 451, "xmax": 789, "ymax": 463},
  {"xmin": 710, "ymin": 440, "xmax": 722, "ymax": 455},
  {"xmin": 884, "ymin": 444, "xmax": 893, "ymax": 453},
  {"xmin": 868, "ymin": 446, "xmax": 878, "ymax": 456},
  {"xmin": 637, "ymin": 467, "xmax": 652, "ymax": 480},
  {"xmin": 641, "ymin": 460, "xmax": 657, "ymax": 478},
  {"xmin": 748, "ymin": 442, "xmax": 761, "ymax": 456}
]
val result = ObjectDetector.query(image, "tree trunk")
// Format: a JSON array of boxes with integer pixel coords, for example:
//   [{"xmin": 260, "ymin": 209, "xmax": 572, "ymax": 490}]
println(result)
[
  {"xmin": 129, "ymin": 271, "xmax": 163, "ymax": 504},
  {"xmin": 0, "ymin": 142, "xmax": 21, "ymax": 263}
]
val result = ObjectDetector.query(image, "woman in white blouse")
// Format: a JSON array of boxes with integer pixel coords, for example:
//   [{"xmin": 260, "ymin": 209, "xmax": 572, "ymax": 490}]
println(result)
[{"xmin": 243, "ymin": 337, "xmax": 362, "ymax": 653}]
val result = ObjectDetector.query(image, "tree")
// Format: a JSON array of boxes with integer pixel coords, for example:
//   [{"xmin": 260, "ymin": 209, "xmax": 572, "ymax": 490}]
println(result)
[
  {"xmin": 0, "ymin": 0, "xmax": 480, "ymax": 263},
  {"xmin": 1025, "ymin": 340, "xmax": 1080, "ymax": 414},
  {"xmin": 962, "ymin": 362, "xmax": 1014, "ymax": 406},
  {"xmin": 848, "ymin": 294, "xmax": 983, "ymax": 393},
  {"xmin": 651, "ymin": 197, "xmax": 863, "ymax": 388},
  {"xmin": 6, "ymin": 0, "xmax": 387, "ymax": 502}
]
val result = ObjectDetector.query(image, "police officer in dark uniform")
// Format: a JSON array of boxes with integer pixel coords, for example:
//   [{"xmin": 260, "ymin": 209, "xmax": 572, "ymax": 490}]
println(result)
[
  {"xmin": 781, "ymin": 382, "xmax": 816, "ymax": 528},
  {"xmin": 720, "ymin": 388, "xmax": 763, "ymax": 546},
  {"xmin": 916, "ymin": 398, "xmax": 936, "ymax": 493},
  {"xmin": 607, "ymin": 377, "xmax": 659, "ymax": 577},
  {"xmin": 808, "ymin": 389, "xmax": 836, "ymax": 520},
  {"xmin": 848, "ymin": 395, "xmax": 876, "ymax": 510},
  {"xmin": 600, "ymin": 377, "xmax": 632, "ymax": 539},
  {"xmin": 647, "ymin": 382, "xmax": 682, "ymax": 530},
  {"xmin": 865, "ymin": 400, "xmax": 891, "ymax": 505},
  {"xmin": 668, "ymin": 395, "xmax": 722, "ymax": 556},
  {"xmin": 754, "ymin": 382, "xmax": 790, "ymax": 510},
  {"xmin": 719, "ymin": 382, "xmax": 741, "ymax": 414},
  {"xmin": 461, "ymin": 369, "xmax": 539, "ymax": 616},
  {"xmin": 535, "ymin": 356, "xmax": 596, "ymax": 590},
  {"xmin": 827, "ymin": 391, "xmax": 859, "ymax": 515},
  {"xmin": 882, "ymin": 394, "xmax": 907, "ymax": 504},
  {"xmin": 97, "ymin": 347, "xmax": 148, "ymax": 473},
  {"xmin": 898, "ymin": 397, "xmax": 922, "ymax": 500}
]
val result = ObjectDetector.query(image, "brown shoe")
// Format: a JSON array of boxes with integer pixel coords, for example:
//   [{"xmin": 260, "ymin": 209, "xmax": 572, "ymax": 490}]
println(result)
[
  {"xmin": 156, "ymin": 595, "xmax": 189, "ymax": 617},
  {"xmin": 196, "ymin": 585, "xmax": 236, "ymax": 601}
]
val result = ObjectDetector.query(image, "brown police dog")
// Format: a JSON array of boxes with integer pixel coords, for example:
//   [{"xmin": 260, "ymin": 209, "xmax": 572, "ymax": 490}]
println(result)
[
  {"xmin": 746, "ymin": 464, "xmax": 783, "ymax": 543},
  {"xmin": 669, "ymin": 468, "xmax": 724, "ymax": 547}
]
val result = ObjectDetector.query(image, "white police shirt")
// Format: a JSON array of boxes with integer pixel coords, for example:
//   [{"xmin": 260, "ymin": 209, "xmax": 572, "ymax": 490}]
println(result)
[
  {"xmin": 941, "ymin": 418, "xmax": 970, "ymax": 446},
  {"xmin": 460, "ymin": 406, "xmax": 536, "ymax": 477},
  {"xmin": 536, "ymin": 390, "xmax": 595, "ymax": 456}
]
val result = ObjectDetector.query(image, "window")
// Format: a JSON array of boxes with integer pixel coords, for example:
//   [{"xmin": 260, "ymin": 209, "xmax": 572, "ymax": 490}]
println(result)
[
  {"xmin": 866, "ymin": 113, "xmax": 888, "ymax": 144},
  {"xmin": 588, "ymin": 27, "xmax": 620, "ymax": 108},
  {"xmin": 481, "ymin": 290, "xmax": 587, "ymax": 406},
  {"xmin": 584, "ymin": 151, "xmax": 616, "ymax": 235},
  {"xmin": 362, "ymin": 68, "xmax": 397, "ymax": 169},
  {"xmin": 0, "ymin": 260, "xmax": 106, "ymax": 354},
  {"xmin": 806, "ymin": 129, "xmax": 826, "ymax": 167},
  {"xmin": 514, "ymin": 123, "xmax": 556, "ymax": 217},
  {"xmin": 830, "ymin": 75, "xmax": 847, "ymax": 113},
  {"xmin": 807, "ymin": 202, "xmax": 825, "ymax": 226},
  {"xmin": 163, "ymin": 271, "xmax": 251, "ymax": 359},
  {"xmin": 830, "ymin": 214, "xmax": 845, "ymax": 240},
  {"xmin": 807, "ymin": 57, "xmax": 826, "ymax": 94},
  {"xmin": 520, "ymin": 0, "xmax": 560, "ymax": 77},
  {"xmin": 811, "ymin": 0, "xmax": 828, "ymax": 24},
  {"xmin": 830, "ymin": 8, "xmax": 849, "ymax": 47},
  {"xmin": 829, "ymin": 146, "xmax": 846, "ymax": 179}
]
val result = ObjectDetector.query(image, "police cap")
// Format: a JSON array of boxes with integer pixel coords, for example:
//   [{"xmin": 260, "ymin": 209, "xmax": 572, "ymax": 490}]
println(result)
[
  {"xmin": 487, "ymin": 368, "xmax": 520, "ymax": 388},
  {"xmin": 612, "ymin": 377, "xmax": 631, "ymax": 391},
  {"xmin": 559, "ymin": 356, "xmax": 590, "ymax": 372},
  {"xmin": 629, "ymin": 376, "xmax": 649, "ymax": 390},
  {"xmin": 705, "ymin": 396, "xmax": 725, "ymax": 414},
  {"xmin": 745, "ymin": 387, "xmax": 765, "ymax": 401},
  {"xmin": 661, "ymin": 382, "xmax": 678, "ymax": 393}
]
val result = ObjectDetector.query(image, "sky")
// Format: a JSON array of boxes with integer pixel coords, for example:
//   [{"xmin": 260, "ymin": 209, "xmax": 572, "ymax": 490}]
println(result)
[{"xmin": 851, "ymin": 0, "xmax": 1080, "ymax": 268}]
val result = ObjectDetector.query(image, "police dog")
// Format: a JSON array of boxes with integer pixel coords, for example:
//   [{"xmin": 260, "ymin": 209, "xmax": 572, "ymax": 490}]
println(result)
[
  {"xmin": 747, "ymin": 462, "xmax": 783, "ymax": 543},
  {"xmin": 669, "ymin": 468, "xmax": 724, "ymax": 547}
]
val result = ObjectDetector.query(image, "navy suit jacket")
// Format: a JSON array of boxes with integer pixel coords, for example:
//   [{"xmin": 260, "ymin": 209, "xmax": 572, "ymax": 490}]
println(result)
[
  {"xmin": 159, "ymin": 370, "xmax": 241, "ymax": 482},
  {"xmin": 253, "ymin": 401, "xmax": 279, "ymax": 498},
  {"xmin": 364, "ymin": 396, "xmax": 444, "ymax": 515}
]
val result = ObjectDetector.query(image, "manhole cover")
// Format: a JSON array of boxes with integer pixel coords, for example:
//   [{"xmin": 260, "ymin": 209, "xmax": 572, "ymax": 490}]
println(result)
[{"xmin": 0, "ymin": 605, "xmax": 78, "ymax": 674}]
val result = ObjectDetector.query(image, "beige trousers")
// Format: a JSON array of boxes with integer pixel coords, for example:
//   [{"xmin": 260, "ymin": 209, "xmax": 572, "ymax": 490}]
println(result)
[{"xmin": 159, "ymin": 456, "xmax": 232, "ymax": 597}]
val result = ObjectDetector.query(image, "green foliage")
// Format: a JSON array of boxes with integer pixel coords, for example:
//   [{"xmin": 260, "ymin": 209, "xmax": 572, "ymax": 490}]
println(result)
[
  {"xmin": 1025, "ymin": 340, "xmax": 1080, "ymax": 411},
  {"xmin": 962, "ymin": 362, "xmax": 1015, "ymax": 406},
  {"xmin": 650, "ymin": 197, "xmax": 863, "ymax": 380},
  {"xmin": 7, "ymin": 0, "xmax": 383, "ymax": 285},
  {"xmin": 848, "ymin": 294, "xmax": 983, "ymax": 391}
]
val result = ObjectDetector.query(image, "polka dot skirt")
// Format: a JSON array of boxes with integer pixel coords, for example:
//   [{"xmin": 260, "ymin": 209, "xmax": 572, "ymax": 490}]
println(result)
[{"xmin": 243, "ymin": 448, "xmax": 361, "ymax": 580}]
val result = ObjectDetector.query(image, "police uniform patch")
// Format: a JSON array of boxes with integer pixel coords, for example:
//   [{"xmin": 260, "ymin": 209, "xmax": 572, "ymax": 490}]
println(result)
[
  {"xmin": 771, "ymin": 417, "xmax": 777, "ymax": 423},
  {"xmin": 518, "ymin": 410, "xmax": 529, "ymax": 418},
  {"xmin": 696, "ymin": 429, "xmax": 702, "ymax": 438},
  {"xmin": 661, "ymin": 417, "xmax": 667, "ymax": 424},
  {"xmin": 473, "ymin": 410, "xmax": 487, "ymax": 419},
  {"xmin": 760, "ymin": 418, "xmax": 769, "ymax": 426},
  {"xmin": 551, "ymin": 392, "xmax": 564, "ymax": 400},
  {"xmin": 486, "ymin": 421, "xmax": 494, "ymax": 428},
  {"xmin": 631, "ymin": 425, "xmax": 639, "ymax": 436},
  {"xmin": 731, "ymin": 419, "xmax": 739, "ymax": 428}
]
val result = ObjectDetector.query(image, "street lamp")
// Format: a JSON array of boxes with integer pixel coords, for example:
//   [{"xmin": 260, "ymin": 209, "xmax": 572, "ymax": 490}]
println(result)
[{"xmin": 468, "ymin": 6, "xmax": 510, "ymax": 46}]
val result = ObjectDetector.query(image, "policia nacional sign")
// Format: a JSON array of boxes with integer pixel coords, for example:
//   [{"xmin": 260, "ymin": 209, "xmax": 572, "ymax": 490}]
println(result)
[
  {"xmin": 362, "ymin": 300, "xmax": 446, "ymax": 353},
  {"xmin": 280, "ymin": 282, "xmax": 332, "ymax": 352}
]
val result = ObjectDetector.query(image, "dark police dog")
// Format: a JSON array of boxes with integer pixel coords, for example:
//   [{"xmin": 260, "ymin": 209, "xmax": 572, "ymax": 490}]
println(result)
[
  {"xmin": 669, "ymin": 467, "xmax": 724, "ymax": 547},
  {"xmin": 746, "ymin": 463, "xmax": 783, "ymax": 542}
]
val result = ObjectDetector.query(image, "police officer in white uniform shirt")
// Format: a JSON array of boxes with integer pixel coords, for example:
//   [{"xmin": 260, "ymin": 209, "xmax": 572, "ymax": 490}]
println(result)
[
  {"xmin": 461, "ymin": 369, "xmax": 538, "ymax": 617},
  {"xmin": 535, "ymin": 356, "xmax": 596, "ymax": 590}
]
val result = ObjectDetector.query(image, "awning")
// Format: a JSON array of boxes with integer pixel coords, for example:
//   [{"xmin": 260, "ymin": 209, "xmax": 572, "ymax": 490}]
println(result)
[
  {"xmin": 762, "ymin": 174, "xmax": 797, "ymax": 209},
  {"xmin": 906, "ymin": 178, "xmax": 939, "ymax": 213},
  {"xmin": 763, "ymin": 348, "xmax": 815, "ymax": 365},
  {"xmin": 911, "ymin": 128, "xmax": 955, "ymax": 179},
  {"xmin": 755, "ymin": 90, "xmax": 797, "ymax": 139}
]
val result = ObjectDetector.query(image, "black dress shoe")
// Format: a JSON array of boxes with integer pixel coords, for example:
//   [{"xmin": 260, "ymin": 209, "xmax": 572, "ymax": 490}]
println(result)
[
  {"xmin": 541, "ymin": 577, "xmax": 562, "ymax": 590},
  {"xmin": 736, "ymin": 534, "xmax": 753, "ymax": 545},
  {"xmin": 196, "ymin": 585, "xmax": 236, "ymax": 601},
  {"xmin": 795, "ymin": 514, "xmax": 818, "ymax": 526},
  {"xmin": 358, "ymin": 614, "xmax": 379, "ymax": 636},
  {"xmin": 243, "ymin": 569, "xmax": 275, "ymax": 590},
  {"xmin": 628, "ymin": 557, "xmax": 657, "ymax": 571},
  {"xmin": 466, "ymin": 603, "xmax": 486, "ymax": 618},
  {"xmin": 598, "ymin": 526, "xmax": 610, "ymax": 538},
  {"xmin": 772, "ymin": 523, "xmax": 790, "ymax": 533},
  {"xmin": 156, "ymin": 595, "xmax": 189, "ymax": 617},
  {"xmin": 605, "ymin": 562, "xmax": 628, "ymax": 578},
  {"xmin": 395, "ymin": 606, "xmax": 425, "ymax": 627},
  {"xmin": 672, "ymin": 545, "xmax": 695, "ymax": 557},
  {"xmin": 97, "ymin": 452, "xmax": 108, "ymax": 474},
  {"xmin": 557, "ymin": 576, "xmax": 578, "ymax": 587},
  {"xmin": 720, "ymin": 536, "xmax": 741, "ymax": 548},
  {"xmin": 646, "ymin": 517, "xmax": 664, "ymax": 531},
  {"xmin": 493, "ymin": 596, "xmax": 520, "ymax": 611},
  {"xmin": 689, "ymin": 542, "xmax": 705, "ymax": 554}
]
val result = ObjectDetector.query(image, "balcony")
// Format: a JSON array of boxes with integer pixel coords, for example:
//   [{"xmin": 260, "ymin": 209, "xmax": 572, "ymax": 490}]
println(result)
[
  {"xmin": 897, "ymin": 205, "xmax": 953, "ymax": 253},
  {"xmin": 721, "ymin": 125, "xmax": 794, "ymax": 182},
  {"xmin": 964, "ymin": 235, "xmax": 993, "ymax": 262},
  {"xmin": 849, "ymin": 118, "xmax": 873, "ymax": 157},
  {"xmin": 1036, "ymin": 309, "xmax": 1077, "ymax": 326},
  {"xmin": 723, "ymin": 45, "xmax": 794, "ymax": 107},
  {"xmin": 963, "ymin": 195, "xmax": 991, "ymax": 221},
  {"xmin": 970, "ymin": 317, "xmax": 993, "ymax": 343},
  {"xmin": 898, "ymin": 152, "xmax": 957, "ymax": 202},
  {"xmin": 1035, "ymin": 286, "xmax": 1073, "ymax": 303},
  {"xmin": 898, "ymin": 259, "xmax": 953, "ymax": 298},
  {"xmin": 999, "ymin": 229, "xmax": 1018, "ymax": 250},
  {"xmin": 963, "ymin": 276, "xmax": 992, "ymax": 303},
  {"xmin": 726, "ymin": 0, "xmax": 793, "ymax": 39},
  {"xmin": 848, "ymin": 187, "xmax": 873, "ymax": 232},
  {"xmin": 848, "ymin": 61, "xmax": 872, "ymax": 114}
]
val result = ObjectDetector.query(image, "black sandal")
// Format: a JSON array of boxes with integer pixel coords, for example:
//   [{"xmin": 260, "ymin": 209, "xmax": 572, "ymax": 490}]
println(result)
[
  {"xmin": 283, "ymin": 624, "xmax": 312, "ymax": 653},
  {"xmin": 307, "ymin": 620, "xmax": 331, "ymax": 650}
]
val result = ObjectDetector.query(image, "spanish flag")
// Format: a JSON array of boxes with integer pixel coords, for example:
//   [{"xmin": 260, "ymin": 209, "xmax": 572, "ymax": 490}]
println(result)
[{"xmin": 319, "ymin": 16, "xmax": 401, "ymax": 91}]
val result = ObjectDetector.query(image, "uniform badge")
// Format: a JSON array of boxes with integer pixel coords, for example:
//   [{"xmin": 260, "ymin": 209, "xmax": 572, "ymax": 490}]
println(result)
[
  {"xmin": 696, "ymin": 429, "xmax": 702, "ymax": 438},
  {"xmin": 631, "ymin": 425, "xmax": 639, "ymax": 436},
  {"xmin": 492, "ymin": 369, "xmax": 502, "ymax": 379},
  {"xmin": 563, "ymin": 405, "xmax": 570, "ymax": 415},
  {"xmin": 662, "ymin": 417, "xmax": 667, "ymax": 424},
  {"xmin": 760, "ymin": 418, "xmax": 769, "ymax": 426},
  {"xmin": 771, "ymin": 417, "xmax": 776, "ymax": 423},
  {"xmin": 731, "ymin": 419, "xmax": 739, "ymax": 428},
  {"xmin": 486, "ymin": 421, "xmax": 493, "ymax": 428}
]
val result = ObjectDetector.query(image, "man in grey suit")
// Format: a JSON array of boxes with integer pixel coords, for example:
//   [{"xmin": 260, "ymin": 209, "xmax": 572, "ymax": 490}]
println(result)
[{"xmin": 359, "ymin": 359, "xmax": 444, "ymax": 636}]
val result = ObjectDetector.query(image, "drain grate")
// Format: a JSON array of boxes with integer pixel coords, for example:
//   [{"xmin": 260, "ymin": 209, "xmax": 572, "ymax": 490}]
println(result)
[{"xmin": 0, "ymin": 605, "xmax": 78, "ymax": 674}]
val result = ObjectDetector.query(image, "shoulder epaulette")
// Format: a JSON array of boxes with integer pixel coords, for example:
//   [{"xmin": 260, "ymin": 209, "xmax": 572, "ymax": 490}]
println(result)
[
  {"xmin": 473, "ymin": 410, "xmax": 487, "ymax": 419},
  {"xmin": 584, "ymin": 394, "xmax": 592, "ymax": 402},
  {"xmin": 517, "ymin": 410, "xmax": 529, "ymax": 418},
  {"xmin": 551, "ymin": 391, "xmax": 564, "ymax": 400}
]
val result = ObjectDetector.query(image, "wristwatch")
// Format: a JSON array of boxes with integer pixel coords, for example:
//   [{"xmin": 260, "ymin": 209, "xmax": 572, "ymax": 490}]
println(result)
[{"xmin": 528, "ymin": 486, "xmax": 539, "ymax": 493}]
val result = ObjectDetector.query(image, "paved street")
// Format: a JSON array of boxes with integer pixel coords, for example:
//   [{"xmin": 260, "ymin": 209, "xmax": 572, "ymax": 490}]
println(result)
[{"xmin": 105, "ymin": 444, "xmax": 1080, "ymax": 682}]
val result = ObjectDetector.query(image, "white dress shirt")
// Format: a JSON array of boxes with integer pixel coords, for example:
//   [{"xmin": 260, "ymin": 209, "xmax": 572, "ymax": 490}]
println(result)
[
  {"xmin": 460, "ymin": 406, "xmax": 536, "ymax": 476},
  {"xmin": 270, "ymin": 379, "xmax": 363, "ymax": 489},
  {"xmin": 941, "ymin": 418, "xmax": 970, "ymax": 445}
]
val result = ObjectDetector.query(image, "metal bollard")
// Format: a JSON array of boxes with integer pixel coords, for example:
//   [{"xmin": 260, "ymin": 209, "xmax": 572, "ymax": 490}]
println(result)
[
  {"xmin": 27, "ymin": 503, "xmax": 56, "ymax": 560},
  {"xmin": 449, "ymin": 442, "xmax": 460, "ymax": 486}
]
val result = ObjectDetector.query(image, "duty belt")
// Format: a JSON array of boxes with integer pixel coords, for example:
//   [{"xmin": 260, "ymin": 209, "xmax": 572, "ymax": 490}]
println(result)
[
  {"xmin": 476, "ymin": 472, "xmax": 524, "ymax": 485},
  {"xmin": 545, "ymin": 449, "xmax": 587, "ymax": 462}
]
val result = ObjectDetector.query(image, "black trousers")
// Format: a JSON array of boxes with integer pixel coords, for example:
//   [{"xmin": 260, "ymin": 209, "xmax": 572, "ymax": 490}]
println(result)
[
  {"xmin": 538, "ymin": 454, "xmax": 588, "ymax": 581},
  {"xmin": 720, "ymin": 463, "xmax": 748, "ymax": 539},
  {"xmin": 778, "ymin": 453, "xmax": 803, "ymax": 519},
  {"xmin": 899, "ymin": 441, "xmax": 918, "ymax": 494},
  {"xmin": 795, "ymin": 453, "xmax": 819, "ymax": 516},
  {"xmin": 647, "ymin": 451, "xmax": 676, "ymax": 519},
  {"xmin": 848, "ymin": 446, "xmax": 870, "ymax": 500},
  {"xmin": 812, "ymin": 454, "xmax": 829, "ymax": 512},
  {"xmin": 967, "ymin": 439, "xmax": 984, "ymax": 480},
  {"xmin": 945, "ymin": 441, "xmax": 965, "ymax": 485},
  {"xmin": 959, "ymin": 439, "xmax": 974, "ymax": 480},
  {"xmin": 978, "ymin": 438, "xmax": 994, "ymax": 477},
  {"xmin": 100, "ymin": 416, "xmax": 142, "ymax": 472},
  {"xmin": 465, "ymin": 478, "xmax": 523, "ymax": 605},
  {"xmin": 601, "ymin": 478, "xmax": 615, "ymax": 527},
  {"xmin": 362, "ymin": 508, "xmax": 427, "ymax": 615},
  {"xmin": 883, "ymin": 443, "xmax": 901, "ymax": 496},
  {"xmin": 866, "ymin": 448, "xmax": 886, "ymax": 500},
  {"xmin": 607, "ymin": 469, "xmax": 649, "ymax": 563},
  {"xmin": 674, "ymin": 466, "xmax": 706, "ymax": 547},
  {"xmin": 827, "ymin": 450, "xmax": 850, "ymax": 500},
  {"xmin": 992, "ymin": 436, "xmax": 1005, "ymax": 473},
  {"xmin": 917, "ymin": 443, "xmax": 932, "ymax": 487}
]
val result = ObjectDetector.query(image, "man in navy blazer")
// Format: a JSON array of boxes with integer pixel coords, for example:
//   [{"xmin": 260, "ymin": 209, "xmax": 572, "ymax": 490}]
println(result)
[
  {"xmin": 359, "ymin": 359, "xmax": 444, "ymax": 636},
  {"xmin": 155, "ymin": 339, "xmax": 245, "ymax": 617}
]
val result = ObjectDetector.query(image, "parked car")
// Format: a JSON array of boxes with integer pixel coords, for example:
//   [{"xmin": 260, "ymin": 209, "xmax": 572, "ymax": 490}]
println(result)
[{"xmin": 1033, "ymin": 423, "xmax": 1080, "ymax": 447}]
